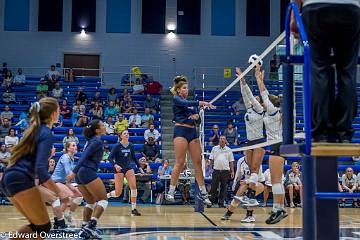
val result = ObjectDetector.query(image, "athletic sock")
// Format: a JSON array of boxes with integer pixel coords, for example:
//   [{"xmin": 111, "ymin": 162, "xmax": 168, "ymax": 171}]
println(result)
[
  {"xmin": 131, "ymin": 202, "xmax": 136, "ymax": 210},
  {"xmin": 168, "ymin": 185, "xmax": 176, "ymax": 195},
  {"xmin": 199, "ymin": 185, "xmax": 207, "ymax": 195}
]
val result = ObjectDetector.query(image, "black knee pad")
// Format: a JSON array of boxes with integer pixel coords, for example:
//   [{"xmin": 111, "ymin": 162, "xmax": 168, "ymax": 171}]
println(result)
[{"xmin": 29, "ymin": 221, "xmax": 51, "ymax": 234}]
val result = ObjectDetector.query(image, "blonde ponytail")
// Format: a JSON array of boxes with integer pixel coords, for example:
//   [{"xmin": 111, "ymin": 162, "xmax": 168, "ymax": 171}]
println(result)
[{"xmin": 171, "ymin": 75, "xmax": 188, "ymax": 96}]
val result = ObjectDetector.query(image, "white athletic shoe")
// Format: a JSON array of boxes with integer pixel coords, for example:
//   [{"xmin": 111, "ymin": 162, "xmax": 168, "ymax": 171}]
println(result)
[
  {"xmin": 241, "ymin": 216, "xmax": 256, "ymax": 223},
  {"xmin": 64, "ymin": 213, "xmax": 74, "ymax": 226},
  {"xmin": 244, "ymin": 199, "xmax": 260, "ymax": 207},
  {"xmin": 165, "ymin": 193, "xmax": 175, "ymax": 202}
]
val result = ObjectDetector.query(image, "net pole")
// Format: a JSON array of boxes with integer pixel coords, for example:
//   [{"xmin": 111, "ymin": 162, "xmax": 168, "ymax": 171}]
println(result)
[{"xmin": 200, "ymin": 69, "xmax": 206, "ymax": 176}]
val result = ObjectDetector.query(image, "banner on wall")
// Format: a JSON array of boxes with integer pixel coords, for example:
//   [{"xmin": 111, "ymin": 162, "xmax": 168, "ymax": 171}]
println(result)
[{"xmin": 223, "ymin": 67, "xmax": 231, "ymax": 78}]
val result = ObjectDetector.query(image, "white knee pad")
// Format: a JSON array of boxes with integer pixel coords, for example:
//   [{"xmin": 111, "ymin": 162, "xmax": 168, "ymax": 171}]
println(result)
[
  {"xmin": 249, "ymin": 173, "xmax": 258, "ymax": 184},
  {"xmin": 72, "ymin": 197, "xmax": 83, "ymax": 205},
  {"xmin": 230, "ymin": 199, "xmax": 240, "ymax": 208},
  {"xmin": 51, "ymin": 198, "xmax": 61, "ymax": 208},
  {"xmin": 131, "ymin": 189, "xmax": 137, "ymax": 198},
  {"xmin": 97, "ymin": 200, "xmax": 108, "ymax": 210},
  {"xmin": 272, "ymin": 183, "xmax": 284, "ymax": 195},
  {"xmin": 85, "ymin": 203, "xmax": 96, "ymax": 210}
]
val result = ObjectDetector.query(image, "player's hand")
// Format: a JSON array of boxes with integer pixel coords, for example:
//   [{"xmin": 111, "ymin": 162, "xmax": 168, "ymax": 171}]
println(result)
[
  {"xmin": 236, "ymin": 67, "xmax": 246, "ymax": 84},
  {"xmin": 114, "ymin": 164, "xmax": 122, "ymax": 173},
  {"xmin": 188, "ymin": 114, "xmax": 200, "ymax": 120},
  {"xmin": 66, "ymin": 172, "xmax": 75, "ymax": 183}
]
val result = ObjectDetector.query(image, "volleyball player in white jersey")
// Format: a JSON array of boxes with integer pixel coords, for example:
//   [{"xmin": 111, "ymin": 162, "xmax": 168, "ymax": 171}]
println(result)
[
  {"xmin": 255, "ymin": 65, "xmax": 287, "ymax": 224},
  {"xmin": 221, "ymin": 155, "xmax": 264, "ymax": 222},
  {"xmin": 235, "ymin": 62, "xmax": 266, "ymax": 207}
]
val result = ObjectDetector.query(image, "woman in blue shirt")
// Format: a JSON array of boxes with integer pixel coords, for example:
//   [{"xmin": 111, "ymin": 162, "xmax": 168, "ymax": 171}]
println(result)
[
  {"xmin": 66, "ymin": 119, "xmax": 107, "ymax": 239},
  {"xmin": 107, "ymin": 130, "xmax": 144, "ymax": 216},
  {"xmin": 1, "ymin": 97, "xmax": 63, "ymax": 235},
  {"xmin": 165, "ymin": 76, "xmax": 214, "ymax": 207}
]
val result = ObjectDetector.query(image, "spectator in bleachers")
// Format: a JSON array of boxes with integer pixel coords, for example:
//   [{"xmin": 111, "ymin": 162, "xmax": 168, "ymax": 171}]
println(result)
[
  {"xmin": 223, "ymin": 120, "xmax": 239, "ymax": 146},
  {"xmin": 144, "ymin": 77, "xmax": 163, "ymax": 95},
  {"xmin": 72, "ymin": 99, "xmax": 86, "ymax": 114},
  {"xmin": 129, "ymin": 108, "xmax": 142, "ymax": 128},
  {"xmin": 285, "ymin": 162, "xmax": 303, "ymax": 208},
  {"xmin": 75, "ymin": 113, "xmax": 89, "ymax": 127},
  {"xmin": 101, "ymin": 144, "xmax": 111, "ymax": 163},
  {"xmin": 0, "ymin": 143, "xmax": 10, "ymax": 178},
  {"xmin": 141, "ymin": 108, "xmax": 154, "ymax": 127},
  {"xmin": 209, "ymin": 135, "xmax": 234, "ymax": 207},
  {"xmin": 48, "ymin": 158, "xmax": 56, "ymax": 175},
  {"xmin": 132, "ymin": 78, "xmax": 144, "ymax": 95},
  {"xmin": 144, "ymin": 124, "xmax": 160, "ymax": 143},
  {"xmin": 2, "ymin": 87, "xmax": 16, "ymax": 104},
  {"xmin": 91, "ymin": 91, "xmax": 103, "ymax": 106},
  {"xmin": 104, "ymin": 116, "xmax": 115, "ymax": 135},
  {"xmin": 120, "ymin": 88, "xmax": 130, "ymax": 102},
  {"xmin": 60, "ymin": 99, "xmax": 72, "ymax": 119},
  {"xmin": 13, "ymin": 68, "xmax": 26, "ymax": 86},
  {"xmin": 0, "ymin": 105, "xmax": 13, "ymax": 123},
  {"xmin": 137, "ymin": 157, "xmax": 152, "ymax": 202},
  {"xmin": 90, "ymin": 101, "xmax": 103, "ymax": 120},
  {"xmin": 104, "ymin": 101, "xmax": 118, "ymax": 119},
  {"xmin": 114, "ymin": 113, "xmax": 128, "ymax": 134},
  {"xmin": 121, "ymin": 96, "xmax": 136, "ymax": 113},
  {"xmin": 15, "ymin": 111, "xmax": 29, "ymax": 132},
  {"xmin": 0, "ymin": 118, "xmax": 11, "ymax": 142},
  {"xmin": 209, "ymin": 124, "xmax": 220, "ymax": 146},
  {"xmin": 62, "ymin": 128, "xmax": 79, "ymax": 146},
  {"xmin": 107, "ymin": 88, "xmax": 118, "ymax": 102},
  {"xmin": 36, "ymin": 78, "xmax": 48, "ymax": 98},
  {"xmin": 141, "ymin": 137, "xmax": 160, "ymax": 163},
  {"xmin": 155, "ymin": 159, "xmax": 173, "ymax": 204},
  {"xmin": 178, "ymin": 164, "xmax": 191, "ymax": 204},
  {"xmin": 46, "ymin": 74, "xmax": 58, "ymax": 91},
  {"xmin": 64, "ymin": 68, "xmax": 75, "ymax": 82},
  {"xmin": 232, "ymin": 98, "xmax": 246, "ymax": 115},
  {"xmin": 341, "ymin": 167, "xmax": 358, "ymax": 207},
  {"xmin": 75, "ymin": 87, "xmax": 87, "ymax": 104},
  {"xmin": 5, "ymin": 128, "xmax": 19, "ymax": 151},
  {"xmin": 46, "ymin": 65, "xmax": 60, "ymax": 80},
  {"xmin": 54, "ymin": 114, "xmax": 63, "ymax": 128},
  {"xmin": 114, "ymin": 98, "xmax": 122, "ymax": 113},
  {"xmin": 2, "ymin": 71, "xmax": 13, "ymax": 88},
  {"xmin": 144, "ymin": 94, "xmax": 158, "ymax": 113},
  {"xmin": 52, "ymin": 82, "xmax": 63, "ymax": 99}
]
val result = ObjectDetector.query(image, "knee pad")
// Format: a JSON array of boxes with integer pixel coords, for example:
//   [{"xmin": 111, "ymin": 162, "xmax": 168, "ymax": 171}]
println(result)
[
  {"xmin": 131, "ymin": 189, "xmax": 137, "ymax": 198},
  {"xmin": 29, "ymin": 222, "xmax": 51, "ymax": 234},
  {"xmin": 51, "ymin": 198, "xmax": 61, "ymax": 208},
  {"xmin": 97, "ymin": 200, "xmax": 108, "ymax": 210},
  {"xmin": 272, "ymin": 183, "xmax": 284, "ymax": 195},
  {"xmin": 249, "ymin": 173, "xmax": 258, "ymax": 184},
  {"xmin": 230, "ymin": 199, "xmax": 240, "ymax": 208},
  {"xmin": 72, "ymin": 197, "xmax": 83, "ymax": 205},
  {"xmin": 85, "ymin": 203, "xmax": 96, "ymax": 210}
]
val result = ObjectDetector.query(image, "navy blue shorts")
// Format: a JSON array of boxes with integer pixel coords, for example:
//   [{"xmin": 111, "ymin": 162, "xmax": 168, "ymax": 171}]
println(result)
[
  {"xmin": 173, "ymin": 125, "xmax": 198, "ymax": 143},
  {"xmin": 75, "ymin": 167, "xmax": 98, "ymax": 185},
  {"xmin": 1, "ymin": 170, "xmax": 35, "ymax": 197},
  {"xmin": 115, "ymin": 167, "xmax": 133, "ymax": 175},
  {"xmin": 269, "ymin": 142, "xmax": 282, "ymax": 156}
]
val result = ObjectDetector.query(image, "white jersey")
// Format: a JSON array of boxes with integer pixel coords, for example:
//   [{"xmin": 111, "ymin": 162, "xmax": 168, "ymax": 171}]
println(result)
[
  {"xmin": 236, "ymin": 157, "xmax": 265, "ymax": 182},
  {"xmin": 241, "ymin": 83, "xmax": 264, "ymax": 141},
  {"xmin": 261, "ymin": 90, "xmax": 282, "ymax": 141}
]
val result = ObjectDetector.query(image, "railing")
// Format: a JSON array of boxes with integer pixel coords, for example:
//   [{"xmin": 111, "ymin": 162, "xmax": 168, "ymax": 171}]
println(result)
[{"xmin": 3, "ymin": 66, "xmax": 102, "ymax": 78}]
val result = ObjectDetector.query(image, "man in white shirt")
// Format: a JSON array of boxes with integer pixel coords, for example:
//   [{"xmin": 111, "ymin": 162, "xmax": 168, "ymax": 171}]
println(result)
[
  {"xmin": 13, "ymin": 68, "xmax": 26, "ymax": 86},
  {"xmin": 144, "ymin": 124, "xmax": 161, "ymax": 143},
  {"xmin": 46, "ymin": 65, "xmax": 60, "ymax": 80},
  {"xmin": 129, "ymin": 109, "xmax": 142, "ymax": 128},
  {"xmin": 104, "ymin": 116, "xmax": 115, "ymax": 135},
  {"xmin": 208, "ymin": 135, "xmax": 234, "ymax": 207}
]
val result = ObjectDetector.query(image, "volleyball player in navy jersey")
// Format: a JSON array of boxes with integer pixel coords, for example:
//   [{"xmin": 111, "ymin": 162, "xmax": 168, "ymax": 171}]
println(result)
[
  {"xmin": 66, "ymin": 119, "xmax": 107, "ymax": 239},
  {"xmin": 1, "ymin": 97, "xmax": 63, "ymax": 236},
  {"xmin": 165, "ymin": 76, "xmax": 214, "ymax": 206},
  {"xmin": 107, "ymin": 130, "xmax": 143, "ymax": 216}
]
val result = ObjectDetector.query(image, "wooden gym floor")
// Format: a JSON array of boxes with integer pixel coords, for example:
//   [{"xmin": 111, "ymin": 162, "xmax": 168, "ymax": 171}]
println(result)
[{"xmin": 0, "ymin": 205, "xmax": 359, "ymax": 239}]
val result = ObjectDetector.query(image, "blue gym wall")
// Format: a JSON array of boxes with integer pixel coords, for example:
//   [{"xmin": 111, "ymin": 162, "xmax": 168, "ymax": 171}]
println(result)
[{"xmin": 0, "ymin": 0, "xmax": 283, "ymax": 87}]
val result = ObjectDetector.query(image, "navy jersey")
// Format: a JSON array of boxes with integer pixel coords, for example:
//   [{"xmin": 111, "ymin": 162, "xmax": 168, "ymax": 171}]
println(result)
[
  {"xmin": 108, "ymin": 142, "xmax": 140, "ymax": 169},
  {"xmin": 172, "ymin": 95, "xmax": 200, "ymax": 125},
  {"xmin": 6, "ymin": 124, "xmax": 53, "ymax": 184},
  {"xmin": 73, "ymin": 136, "xmax": 103, "ymax": 174}
]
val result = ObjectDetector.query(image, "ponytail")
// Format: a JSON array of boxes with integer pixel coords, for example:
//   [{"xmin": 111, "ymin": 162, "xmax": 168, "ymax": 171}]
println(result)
[
  {"xmin": 83, "ymin": 119, "xmax": 101, "ymax": 140},
  {"xmin": 171, "ymin": 75, "xmax": 188, "ymax": 96}
]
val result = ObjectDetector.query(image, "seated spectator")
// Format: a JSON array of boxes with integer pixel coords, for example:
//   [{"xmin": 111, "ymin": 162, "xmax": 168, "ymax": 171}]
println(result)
[
  {"xmin": 107, "ymin": 88, "xmax": 118, "ymax": 102},
  {"xmin": 223, "ymin": 121, "xmax": 239, "ymax": 145},
  {"xmin": 232, "ymin": 98, "xmax": 246, "ymax": 115},
  {"xmin": 155, "ymin": 159, "xmax": 173, "ymax": 204},
  {"xmin": 90, "ymin": 101, "xmax": 103, "ymax": 120},
  {"xmin": 144, "ymin": 94, "xmax": 158, "ymax": 113},
  {"xmin": 46, "ymin": 65, "xmax": 60, "ymax": 80},
  {"xmin": 285, "ymin": 162, "xmax": 303, "ymax": 208},
  {"xmin": 104, "ymin": 116, "xmax": 115, "ymax": 135},
  {"xmin": 2, "ymin": 71, "xmax": 13, "ymax": 88},
  {"xmin": 52, "ymin": 82, "xmax": 64, "ymax": 99},
  {"xmin": 75, "ymin": 87, "xmax": 87, "ymax": 104},
  {"xmin": 15, "ymin": 111, "xmax": 29, "ymax": 132},
  {"xmin": 338, "ymin": 173, "xmax": 346, "ymax": 208},
  {"xmin": 141, "ymin": 108, "xmax": 154, "ymax": 127},
  {"xmin": 132, "ymin": 78, "xmax": 144, "ymax": 95},
  {"xmin": 62, "ymin": 128, "xmax": 79, "ymax": 146},
  {"xmin": 91, "ymin": 91, "xmax": 103, "ymax": 106},
  {"xmin": 144, "ymin": 78, "xmax": 162, "ymax": 95},
  {"xmin": 46, "ymin": 74, "xmax": 58, "ymax": 91},
  {"xmin": 137, "ymin": 157, "xmax": 152, "ymax": 202},
  {"xmin": 64, "ymin": 68, "xmax": 75, "ymax": 82},
  {"xmin": 120, "ymin": 88, "xmax": 130, "ymax": 102},
  {"xmin": 101, "ymin": 144, "xmax": 111, "ymax": 163},
  {"xmin": 141, "ymin": 137, "xmax": 161, "ymax": 163},
  {"xmin": 13, "ymin": 68, "xmax": 26, "ymax": 86},
  {"xmin": 209, "ymin": 125, "xmax": 220, "ymax": 146},
  {"xmin": 178, "ymin": 164, "xmax": 192, "ymax": 204},
  {"xmin": 0, "ymin": 144, "xmax": 10, "ymax": 178},
  {"xmin": 60, "ymin": 99, "xmax": 72, "ymax": 119},
  {"xmin": 341, "ymin": 167, "xmax": 358, "ymax": 207},
  {"xmin": 114, "ymin": 113, "xmax": 128, "ymax": 134},
  {"xmin": 2, "ymin": 87, "xmax": 16, "ymax": 104},
  {"xmin": 72, "ymin": 99, "xmax": 86, "ymax": 114},
  {"xmin": 54, "ymin": 114, "xmax": 63, "ymax": 128},
  {"xmin": 0, "ymin": 105, "xmax": 14, "ymax": 123},
  {"xmin": 121, "ymin": 96, "xmax": 135, "ymax": 113},
  {"xmin": 36, "ymin": 78, "xmax": 49, "ymax": 98},
  {"xmin": 75, "ymin": 113, "xmax": 89, "ymax": 127},
  {"xmin": 0, "ymin": 118, "xmax": 11, "ymax": 142},
  {"xmin": 144, "ymin": 124, "xmax": 161, "ymax": 143},
  {"xmin": 121, "ymin": 74, "xmax": 130, "ymax": 86},
  {"xmin": 4, "ymin": 128, "xmax": 19, "ymax": 150},
  {"xmin": 114, "ymin": 98, "xmax": 121, "ymax": 113},
  {"xmin": 48, "ymin": 158, "xmax": 56, "ymax": 175},
  {"xmin": 129, "ymin": 109, "xmax": 142, "ymax": 128},
  {"xmin": 104, "ymin": 101, "xmax": 118, "ymax": 119}
]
